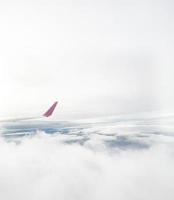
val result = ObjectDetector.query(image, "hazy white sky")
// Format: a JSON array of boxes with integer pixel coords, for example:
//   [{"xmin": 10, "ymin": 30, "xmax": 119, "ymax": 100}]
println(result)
[{"xmin": 0, "ymin": 0, "xmax": 174, "ymax": 119}]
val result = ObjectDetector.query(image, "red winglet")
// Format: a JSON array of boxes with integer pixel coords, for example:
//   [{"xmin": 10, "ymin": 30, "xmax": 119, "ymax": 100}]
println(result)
[{"xmin": 43, "ymin": 102, "xmax": 58, "ymax": 117}]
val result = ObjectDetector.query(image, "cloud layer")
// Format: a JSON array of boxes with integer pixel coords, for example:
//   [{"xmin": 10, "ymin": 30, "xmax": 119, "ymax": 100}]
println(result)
[{"xmin": 0, "ymin": 117, "xmax": 174, "ymax": 200}]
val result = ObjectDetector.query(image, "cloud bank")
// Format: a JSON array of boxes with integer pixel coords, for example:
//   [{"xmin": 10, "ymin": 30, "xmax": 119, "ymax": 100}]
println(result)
[{"xmin": 0, "ymin": 119, "xmax": 174, "ymax": 200}]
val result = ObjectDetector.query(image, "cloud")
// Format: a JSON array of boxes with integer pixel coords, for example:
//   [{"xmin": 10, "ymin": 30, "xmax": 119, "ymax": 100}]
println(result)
[{"xmin": 0, "ymin": 125, "xmax": 173, "ymax": 200}]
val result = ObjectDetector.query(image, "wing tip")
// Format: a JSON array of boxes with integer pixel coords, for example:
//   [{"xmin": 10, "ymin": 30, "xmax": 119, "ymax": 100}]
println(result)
[{"xmin": 43, "ymin": 101, "xmax": 58, "ymax": 117}]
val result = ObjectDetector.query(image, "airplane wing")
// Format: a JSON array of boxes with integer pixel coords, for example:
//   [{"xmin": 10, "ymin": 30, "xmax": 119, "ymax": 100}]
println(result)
[{"xmin": 0, "ymin": 101, "xmax": 58, "ymax": 123}]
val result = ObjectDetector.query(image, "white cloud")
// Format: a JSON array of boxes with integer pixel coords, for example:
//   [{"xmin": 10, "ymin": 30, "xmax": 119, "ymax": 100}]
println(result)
[{"xmin": 0, "ymin": 130, "xmax": 173, "ymax": 200}]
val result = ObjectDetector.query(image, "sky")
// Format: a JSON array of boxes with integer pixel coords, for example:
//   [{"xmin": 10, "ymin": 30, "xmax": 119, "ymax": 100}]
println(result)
[{"xmin": 0, "ymin": 0, "xmax": 174, "ymax": 119}]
